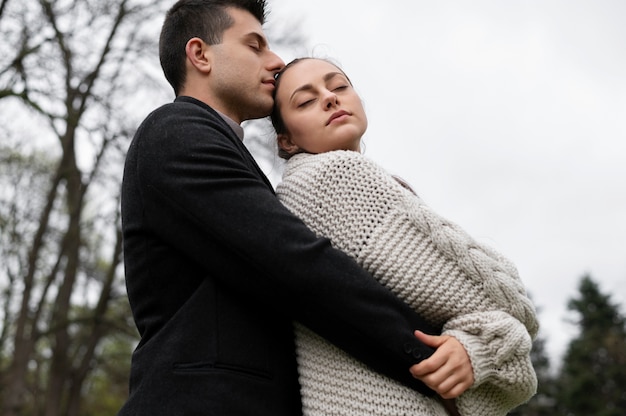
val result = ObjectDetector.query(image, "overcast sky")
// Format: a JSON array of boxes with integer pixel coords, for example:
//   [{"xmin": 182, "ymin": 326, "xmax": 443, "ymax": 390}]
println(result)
[{"xmin": 264, "ymin": 0, "xmax": 626, "ymax": 365}]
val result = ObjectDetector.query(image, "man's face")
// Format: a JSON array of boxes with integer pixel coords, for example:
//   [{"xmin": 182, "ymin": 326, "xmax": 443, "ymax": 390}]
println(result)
[{"xmin": 208, "ymin": 7, "xmax": 284, "ymax": 123}]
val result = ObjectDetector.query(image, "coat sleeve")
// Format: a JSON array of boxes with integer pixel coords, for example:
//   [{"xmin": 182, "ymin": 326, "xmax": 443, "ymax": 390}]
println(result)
[{"xmin": 132, "ymin": 102, "xmax": 438, "ymax": 394}]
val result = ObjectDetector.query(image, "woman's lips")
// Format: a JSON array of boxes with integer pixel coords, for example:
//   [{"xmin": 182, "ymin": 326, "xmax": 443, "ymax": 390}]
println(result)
[{"xmin": 327, "ymin": 110, "xmax": 350, "ymax": 125}]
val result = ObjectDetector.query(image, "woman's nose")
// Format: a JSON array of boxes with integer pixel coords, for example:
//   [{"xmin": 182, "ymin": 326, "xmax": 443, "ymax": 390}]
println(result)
[{"xmin": 323, "ymin": 91, "xmax": 338, "ymax": 109}]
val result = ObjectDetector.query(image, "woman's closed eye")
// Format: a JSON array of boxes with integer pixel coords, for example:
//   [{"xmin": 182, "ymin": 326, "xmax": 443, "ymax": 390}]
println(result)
[
  {"xmin": 297, "ymin": 97, "xmax": 315, "ymax": 108},
  {"xmin": 297, "ymin": 100, "xmax": 314, "ymax": 108}
]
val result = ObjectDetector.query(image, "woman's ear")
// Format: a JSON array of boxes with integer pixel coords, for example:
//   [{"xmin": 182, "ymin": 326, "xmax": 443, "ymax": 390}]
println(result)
[
  {"xmin": 185, "ymin": 37, "xmax": 211, "ymax": 74},
  {"xmin": 277, "ymin": 133, "xmax": 300, "ymax": 155}
]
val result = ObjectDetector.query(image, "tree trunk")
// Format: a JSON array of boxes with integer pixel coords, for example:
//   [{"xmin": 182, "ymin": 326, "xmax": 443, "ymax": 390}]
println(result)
[
  {"xmin": 43, "ymin": 137, "xmax": 84, "ymax": 416},
  {"xmin": 66, "ymin": 226, "xmax": 123, "ymax": 416},
  {"xmin": 1, "ymin": 167, "xmax": 64, "ymax": 416}
]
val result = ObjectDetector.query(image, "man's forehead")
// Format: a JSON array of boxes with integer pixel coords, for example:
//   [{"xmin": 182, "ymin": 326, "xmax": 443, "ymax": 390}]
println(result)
[
  {"xmin": 225, "ymin": 7, "xmax": 264, "ymax": 31},
  {"xmin": 223, "ymin": 9, "xmax": 265, "ymax": 39}
]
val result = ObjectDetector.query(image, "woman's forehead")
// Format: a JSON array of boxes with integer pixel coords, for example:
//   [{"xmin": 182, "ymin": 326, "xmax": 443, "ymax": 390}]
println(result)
[
  {"xmin": 285, "ymin": 59, "xmax": 342, "ymax": 79},
  {"xmin": 278, "ymin": 60, "xmax": 345, "ymax": 94}
]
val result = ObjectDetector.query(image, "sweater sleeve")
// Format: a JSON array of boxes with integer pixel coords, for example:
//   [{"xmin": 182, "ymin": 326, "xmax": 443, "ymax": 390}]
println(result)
[
  {"xmin": 443, "ymin": 311, "xmax": 537, "ymax": 415},
  {"xmin": 277, "ymin": 151, "xmax": 538, "ymax": 415}
]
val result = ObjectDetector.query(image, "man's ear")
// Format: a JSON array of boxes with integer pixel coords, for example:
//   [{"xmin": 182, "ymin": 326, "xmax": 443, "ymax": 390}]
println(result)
[
  {"xmin": 277, "ymin": 133, "xmax": 300, "ymax": 155},
  {"xmin": 185, "ymin": 37, "xmax": 211, "ymax": 74}
]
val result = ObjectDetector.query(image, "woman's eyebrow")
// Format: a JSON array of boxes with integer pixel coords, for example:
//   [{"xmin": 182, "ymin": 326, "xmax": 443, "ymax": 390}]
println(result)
[{"xmin": 290, "ymin": 72, "xmax": 345, "ymax": 101}]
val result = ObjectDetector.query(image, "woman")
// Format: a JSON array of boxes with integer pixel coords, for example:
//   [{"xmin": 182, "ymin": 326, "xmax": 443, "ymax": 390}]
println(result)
[{"xmin": 271, "ymin": 58, "xmax": 539, "ymax": 416}]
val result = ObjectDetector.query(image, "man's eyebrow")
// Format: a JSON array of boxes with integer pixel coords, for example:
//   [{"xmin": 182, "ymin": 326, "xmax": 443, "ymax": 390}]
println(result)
[
  {"xmin": 244, "ymin": 32, "xmax": 268, "ymax": 47},
  {"xmin": 289, "ymin": 72, "xmax": 345, "ymax": 101}
]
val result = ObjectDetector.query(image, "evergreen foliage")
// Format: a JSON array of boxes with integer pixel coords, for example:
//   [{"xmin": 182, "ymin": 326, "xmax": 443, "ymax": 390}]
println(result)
[{"xmin": 556, "ymin": 275, "xmax": 626, "ymax": 416}]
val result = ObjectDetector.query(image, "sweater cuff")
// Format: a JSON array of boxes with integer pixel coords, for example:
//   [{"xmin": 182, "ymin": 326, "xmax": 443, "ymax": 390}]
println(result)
[{"xmin": 442, "ymin": 311, "xmax": 532, "ymax": 387}]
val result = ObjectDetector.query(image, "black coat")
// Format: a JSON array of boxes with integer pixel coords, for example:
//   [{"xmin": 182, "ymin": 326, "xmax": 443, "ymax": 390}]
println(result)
[{"xmin": 119, "ymin": 96, "xmax": 439, "ymax": 415}]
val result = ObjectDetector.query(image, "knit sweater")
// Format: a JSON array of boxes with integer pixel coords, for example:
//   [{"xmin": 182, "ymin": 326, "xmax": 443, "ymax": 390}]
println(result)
[{"xmin": 276, "ymin": 151, "xmax": 538, "ymax": 416}]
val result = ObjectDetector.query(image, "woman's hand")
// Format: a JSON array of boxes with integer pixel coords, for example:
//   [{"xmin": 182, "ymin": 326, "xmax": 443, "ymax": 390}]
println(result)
[{"xmin": 409, "ymin": 330, "xmax": 474, "ymax": 399}]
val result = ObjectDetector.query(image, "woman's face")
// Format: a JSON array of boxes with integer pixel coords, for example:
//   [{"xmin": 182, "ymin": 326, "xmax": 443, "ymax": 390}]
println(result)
[{"xmin": 275, "ymin": 59, "xmax": 367, "ymax": 156}]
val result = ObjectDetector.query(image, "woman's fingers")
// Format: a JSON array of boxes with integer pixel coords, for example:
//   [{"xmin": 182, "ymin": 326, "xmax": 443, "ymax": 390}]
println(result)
[{"xmin": 409, "ymin": 333, "xmax": 474, "ymax": 398}]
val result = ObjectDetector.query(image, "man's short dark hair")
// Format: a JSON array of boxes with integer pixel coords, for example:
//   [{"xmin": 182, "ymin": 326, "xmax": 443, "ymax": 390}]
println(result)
[{"xmin": 159, "ymin": 0, "xmax": 267, "ymax": 95}]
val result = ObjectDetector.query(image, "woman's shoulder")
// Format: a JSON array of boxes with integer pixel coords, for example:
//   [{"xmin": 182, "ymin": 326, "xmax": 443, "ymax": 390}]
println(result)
[
  {"xmin": 281, "ymin": 151, "xmax": 406, "ymax": 200},
  {"xmin": 286, "ymin": 150, "xmax": 381, "ymax": 174},
  {"xmin": 290, "ymin": 149, "xmax": 362, "ymax": 162}
]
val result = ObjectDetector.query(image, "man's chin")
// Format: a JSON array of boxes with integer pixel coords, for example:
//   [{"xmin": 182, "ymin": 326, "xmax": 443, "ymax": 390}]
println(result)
[{"xmin": 246, "ymin": 101, "xmax": 274, "ymax": 121}]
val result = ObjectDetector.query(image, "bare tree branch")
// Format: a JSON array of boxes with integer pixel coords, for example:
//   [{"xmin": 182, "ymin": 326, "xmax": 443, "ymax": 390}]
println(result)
[
  {"xmin": 0, "ymin": 1, "xmax": 170, "ymax": 414},
  {"xmin": 0, "ymin": 1, "xmax": 305, "ymax": 413},
  {"xmin": 0, "ymin": 0, "xmax": 9, "ymax": 21}
]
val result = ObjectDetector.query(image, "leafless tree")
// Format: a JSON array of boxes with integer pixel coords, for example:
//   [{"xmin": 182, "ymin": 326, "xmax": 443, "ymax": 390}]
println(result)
[
  {"xmin": 0, "ymin": 1, "xmax": 306, "ymax": 414},
  {"xmin": 0, "ymin": 1, "xmax": 169, "ymax": 415}
]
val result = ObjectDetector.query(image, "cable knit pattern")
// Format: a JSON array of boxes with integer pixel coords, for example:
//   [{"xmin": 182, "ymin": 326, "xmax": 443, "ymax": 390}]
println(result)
[{"xmin": 276, "ymin": 151, "xmax": 538, "ymax": 416}]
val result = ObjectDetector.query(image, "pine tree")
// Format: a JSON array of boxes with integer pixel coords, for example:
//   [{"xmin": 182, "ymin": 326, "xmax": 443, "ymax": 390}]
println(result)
[{"xmin": 557, "ymin": 274, "xmax": 626, "ymax": 415}]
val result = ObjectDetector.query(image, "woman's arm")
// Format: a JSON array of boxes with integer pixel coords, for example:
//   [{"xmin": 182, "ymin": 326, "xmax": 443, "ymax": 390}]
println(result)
[{"xmin": 278, "ymin": 150, "xmax": 538, "ymax": 414}]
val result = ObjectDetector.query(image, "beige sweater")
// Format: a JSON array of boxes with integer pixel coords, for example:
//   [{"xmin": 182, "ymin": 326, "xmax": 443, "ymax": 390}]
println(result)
[{"xmin": 276, "ymin": 151, "xmax": 538, "ymax": 416}]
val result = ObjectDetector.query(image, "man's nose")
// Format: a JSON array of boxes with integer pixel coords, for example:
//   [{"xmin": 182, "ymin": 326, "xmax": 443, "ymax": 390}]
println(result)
[{"xmin": 267, "ymin": 50, "xmax": 285, "ymax": 73}]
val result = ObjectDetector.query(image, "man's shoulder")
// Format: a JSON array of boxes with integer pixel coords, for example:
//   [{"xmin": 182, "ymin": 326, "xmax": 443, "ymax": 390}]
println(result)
[
  {"xmin": 134, "ymin": 97, "xmax": 228, "ymax": 141},
  {"xmin": 145, "ymin": 96, "xmax": 220, "ymax": 121}
]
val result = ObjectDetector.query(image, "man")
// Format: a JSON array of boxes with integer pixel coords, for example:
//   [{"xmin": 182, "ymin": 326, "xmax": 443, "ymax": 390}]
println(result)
[{"xmin": 119, "ymin": 1, "xmax": 471, "ymax": 414}]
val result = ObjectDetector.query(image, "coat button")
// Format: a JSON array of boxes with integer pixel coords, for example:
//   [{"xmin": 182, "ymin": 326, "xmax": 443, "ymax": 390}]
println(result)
[
  {"xmin": 403, "ymin": 343, "xmax": 413, "ymax": 354},
  {"xmin": 412, "ymin": 349, "xmax": 423, "ymax": 360}
]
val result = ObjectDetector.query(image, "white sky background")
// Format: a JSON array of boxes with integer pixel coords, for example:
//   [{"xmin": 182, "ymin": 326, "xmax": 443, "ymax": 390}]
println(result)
[{"xmin": 266, "ymin": 0, "xmax": 626, "ymax": 366}]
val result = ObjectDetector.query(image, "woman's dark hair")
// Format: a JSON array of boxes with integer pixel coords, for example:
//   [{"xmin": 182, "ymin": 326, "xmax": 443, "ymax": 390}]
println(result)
[
  {"xmin": 271, "ymin": 57, "xmax": 351, "ymax": 159},
  {"xmin": 159, "ymin": 0, "xmax": 267, "ymax": 96}
]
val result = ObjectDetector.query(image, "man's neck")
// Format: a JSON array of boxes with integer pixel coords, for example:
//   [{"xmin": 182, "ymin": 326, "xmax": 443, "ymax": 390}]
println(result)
[{"xmin": 214, "ymin": 109, "xmax": 244, "ymax": 140}]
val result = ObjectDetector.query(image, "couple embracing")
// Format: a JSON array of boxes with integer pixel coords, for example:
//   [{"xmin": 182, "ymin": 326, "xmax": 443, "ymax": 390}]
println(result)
[{"xmin": 119, "ymin": 1, "xmax": 538, "ymax": 415}]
